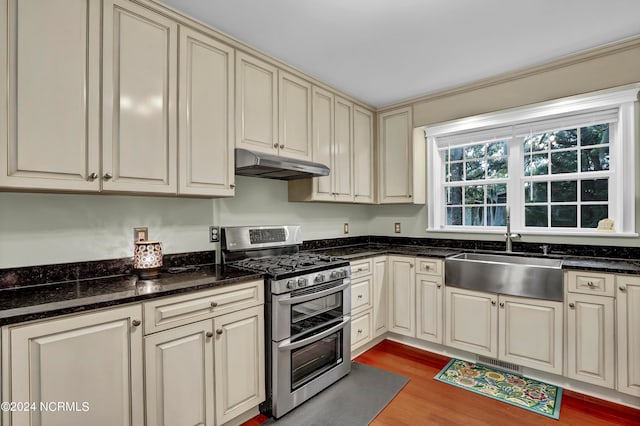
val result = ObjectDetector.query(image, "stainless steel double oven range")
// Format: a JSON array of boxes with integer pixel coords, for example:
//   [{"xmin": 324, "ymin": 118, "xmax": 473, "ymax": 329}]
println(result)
[{"xmin": 221, "ymin": 225, "xmax": 352, "ymax": 419}]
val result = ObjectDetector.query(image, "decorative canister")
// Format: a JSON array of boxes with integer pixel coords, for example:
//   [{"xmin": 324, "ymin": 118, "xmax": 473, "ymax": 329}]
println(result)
[{"xmin": 133, "ymin": 240, "xmax": 163, "ymax": 278}]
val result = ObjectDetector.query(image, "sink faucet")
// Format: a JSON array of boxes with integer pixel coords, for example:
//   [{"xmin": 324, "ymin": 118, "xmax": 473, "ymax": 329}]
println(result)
[{"xmin": 505, "ymin": 206, "xmax": 521, "ymax": 252}]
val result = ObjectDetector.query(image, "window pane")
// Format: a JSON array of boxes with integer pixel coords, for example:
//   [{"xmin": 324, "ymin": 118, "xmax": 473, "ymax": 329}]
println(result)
[
  {"xmin": 551, "ymin": 151, "xmax": 578, "ymax": 174},
  {"xmin": 525, "ymin": 206, "xmax": 548, "ymax": 227},
  {"xmin": 487, "ymin": 141, "xmax": 507, "ymax": 157},
  {"xmin": 487, "ymin": 184, "xmax": 506, "ymax": 204},
  {"xmin": 551, "ymin": 205, "xmax": 577, "ymax": 227},
  {"xmin": 551, "ymin": 180, "xmax": 577, "ymax": 202},
  {"xmin": 487, "ymin": 205, "xmax": 506, "ymax": 226},
  {"xmin": 464, "ymin": 207, "xmax": 484, "ymax": 226},
  {"xmin": 549, "ymin": 129, "xmax": 577, "ymax": 150},
  {"xmin": 447, "ymin": 207, "xmax": 462, "ymax": 225},
  {"xmin": 523, "ymin": 134, "xmax": 548, "ymax": 153},
  {"xmin": 581, "ymin": 205, "xmax": 608, "ymax": 228},
  {"xmin": 448, "ymin": 162, "xmax": 463, "ymax": 182},
  {"xmin": 465, "ymin": 185, "xmax": 484, "ymax": 204},
  {"xmin": 447, "ymin": 187, "xmax": 462, "ymax": 205},
  {"xmin": 524, "ymin": 154, "xmax": 548, "ymax": 175},
  {"xmin": 465, "ymin": 144, "xmax": 485, "ymax": 159},
  {"xmin": 581, "ymin": 147, "xmax": 610, "ymax": 171},
  {"xmin": 524, "ymin": 181, "xmax": 548, "ymax": 203},
  {"xmin": 581, "ymin": 124, "xmax": 609, "ymax": 146},
  {"xmin": 465, "ymin": 160, "xmax": 485, "ymax": 180},
  {"xmin": 487, "ymin": 158, "xmax": 507, "ymax": 178},
  {"xmin": 581, "ymin": 178, "xmax": 608, "ymax": 202}
]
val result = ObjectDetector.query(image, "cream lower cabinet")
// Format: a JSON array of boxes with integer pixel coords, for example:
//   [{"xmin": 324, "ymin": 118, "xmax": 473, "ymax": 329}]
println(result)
[
  {"xmin": 617, "ymin": 275, "xmax": 640, "ymax": 397},
  {"xmin": 445, "ymin": 287, "xmax": 498, "ymax": 358},
  {"xmin": 372, "ymin": 256, "xmax": 388, "ymax": 336},
  {"xmin": 387, "ymin": 256, "xmax": 415, "ymax": 337},
  {"xmin": 1, "ymin": 305, "xmax": 144, "ymax": 426},
  {"xmin": 416, "ymin": 273, "xmax": 444, "ymax": 344},
  {"xmin": 144, "ymin": 281, "xmax": 265, "ymax": 426},
  {"xmin": 566, "ymin": 293, "xmax": 615, "ymax": 388},
  {"xmin": 0, "ymin": 0, "xmax": 101, "ymax": 191},
  {"xmin": 350, "ymin": 258, "xmax": 374, "ymax": 354}
]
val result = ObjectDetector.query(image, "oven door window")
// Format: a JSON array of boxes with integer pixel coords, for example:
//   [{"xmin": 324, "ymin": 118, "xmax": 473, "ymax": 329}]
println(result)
[
  {"xmin": 291, "ymin": 330, "xmax": 343, "ymax": 391},
  {"xmin": 290, "ymin": 288, "xmax": 343, "ymax": 337}
]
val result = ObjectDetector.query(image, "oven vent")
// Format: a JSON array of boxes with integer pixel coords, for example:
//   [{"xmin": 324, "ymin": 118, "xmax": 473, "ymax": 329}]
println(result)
[{"xmin": 477, "ymin": 356, "xmax": 522, "ymax": 374}]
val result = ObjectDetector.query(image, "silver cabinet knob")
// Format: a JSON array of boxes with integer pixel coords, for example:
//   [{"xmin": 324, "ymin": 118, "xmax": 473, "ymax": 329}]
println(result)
[
  {"xmin": 619, "ymin": 286, "xmax": 626, "ymax": 292},
  {"xmin": 216, "ymin": 329, "xmax": 224, "ymax": 335},
  {"xmin": 103, "ymin": 173, "xmax": 113, "ymax": 180},
  {"xmin": 491, "ymin": 300, "xmax": 496, "ymax": 306},
  {"xmin": 87, "ymin": 172, "xmax": 98, "ymax": 181},
  {"xmin": 131, "ymin": 319, "xmax": 141, "ymax": 327},
  {"xmin": 587, "ymin": 281, "xmax": 595, "ymax": 287},
  {"xmin": 569, "ymin": 303, "xmax": 575, "ymax": 309},
  {"xmin": 280, "ymin": 144, "xmax": 284, "ymax": 149},
  {"xmin": 423, "ymin": 265, "xmax": 430, "ymax": 270},
  {"xmin": 357, "ymin": 294, "xmax": 363, "ymax": 299},
  {"xmin": 210, "ymin": 301, "xmax": 218, "ymax": 308},
  {"xmin": 229, "ymin": 184, "xmax": 235, "ymax": 188},
  {"xmin": 273, "ymin": 143, "xmax": 278, "ymax": 148},
  {"xmin": 206, "ymin": 331, "xmax": 214, "ymax": 338},
  {"xmin": 357, "ymin": 329, "xmax": 363, "ymax": 334},
  {"xmin": 499, "ymin": 302, "xmax": 505, "ymax": 308},
  {"xmin": 437, "ymin": 284, "xmax": 442, "ymax": 289}
]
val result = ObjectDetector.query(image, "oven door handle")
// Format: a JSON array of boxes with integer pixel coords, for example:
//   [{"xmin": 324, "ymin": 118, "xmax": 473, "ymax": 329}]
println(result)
[
  {"xmin": 277, "ymin": 316, "xmax": 350, "ymax": 352},
  {"xmin": 278, "ymin": 280, "xmax": 350, "ymax": 305}
]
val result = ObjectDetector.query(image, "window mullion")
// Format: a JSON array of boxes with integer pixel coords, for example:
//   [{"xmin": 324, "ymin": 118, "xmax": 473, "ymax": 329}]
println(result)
[{"xmin": 508, "ymin": 136, "xmax": 523, "ymax": 230}]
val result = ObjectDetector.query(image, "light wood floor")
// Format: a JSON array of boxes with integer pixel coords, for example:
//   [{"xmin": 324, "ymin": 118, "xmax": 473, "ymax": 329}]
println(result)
[{"xmin": 245, "ymin": 340, "xmax": 640, "ymax": 425}]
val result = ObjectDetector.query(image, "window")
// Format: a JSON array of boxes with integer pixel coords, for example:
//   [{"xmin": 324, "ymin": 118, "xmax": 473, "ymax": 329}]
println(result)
[{"xmin": 426, "ymin": 85, "xmax": 638, "ymax": 236}]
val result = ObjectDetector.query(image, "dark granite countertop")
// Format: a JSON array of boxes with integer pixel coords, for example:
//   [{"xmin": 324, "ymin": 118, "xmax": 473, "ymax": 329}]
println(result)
[
  {"xmin": 0, "ymin": 265, "xmax": 263, "ymax": 326},
  {"xmin": 307, "ymin": 244, "xmax": 640, "ymax": 274}
]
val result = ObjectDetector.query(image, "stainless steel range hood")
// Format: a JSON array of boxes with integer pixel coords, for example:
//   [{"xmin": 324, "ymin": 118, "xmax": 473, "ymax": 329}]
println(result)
[{"xmin": 235, "ymin": 148, "xmax": 330, "ymax": 180}]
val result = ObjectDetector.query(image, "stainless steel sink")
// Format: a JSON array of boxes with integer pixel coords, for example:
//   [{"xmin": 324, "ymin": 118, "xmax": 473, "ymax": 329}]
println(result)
[{"xmin": 445, "ymin": 253, "xmax": 563, "ymax": 301}]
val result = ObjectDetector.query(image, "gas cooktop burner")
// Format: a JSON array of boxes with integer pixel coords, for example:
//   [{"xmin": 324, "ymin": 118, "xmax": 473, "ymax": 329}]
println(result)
[{"xmin": 230, "ymin": 253, "xmax": 346, "ymax": 277}]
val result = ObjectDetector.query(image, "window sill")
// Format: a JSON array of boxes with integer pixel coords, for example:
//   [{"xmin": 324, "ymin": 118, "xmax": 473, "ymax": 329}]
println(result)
[{"xmin": 426, "ymin": 227, "xmax": 639, "ymax": 238}]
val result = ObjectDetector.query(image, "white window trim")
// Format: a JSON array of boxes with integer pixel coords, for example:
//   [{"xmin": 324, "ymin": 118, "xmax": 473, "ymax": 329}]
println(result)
[{"xmin": 425, "ymin": 84, "xmax": 639, "ymax": 236}]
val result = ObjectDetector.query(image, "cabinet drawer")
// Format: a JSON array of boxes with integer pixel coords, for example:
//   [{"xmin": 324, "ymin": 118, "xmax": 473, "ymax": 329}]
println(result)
[
  {"xmin": 416, "ymin": 258, "xmax": 443, "ymax": 276},
  {"xmin": 351, "ymin": 310, "xmax": 372, "ymax": 350},
  {"xmin": 351, "ymin": 276, "xmax": 372, "ymax": 313},
  {"xmin": 350, "ymin": 259, "xmax": 373, "ymax": 278},
  {"xmin": 567, "ymin": 270, "xmax": 614, "ymax": 297},
  {"xmin": 144, "ymin": 280, "xmax": 263, "ymax": 334}
]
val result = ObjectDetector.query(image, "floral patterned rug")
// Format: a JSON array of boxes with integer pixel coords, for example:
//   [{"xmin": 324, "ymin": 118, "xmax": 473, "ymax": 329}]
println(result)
[{"xmin": 435, "ymin": 359, "xmax": 562, "ymax": 419}]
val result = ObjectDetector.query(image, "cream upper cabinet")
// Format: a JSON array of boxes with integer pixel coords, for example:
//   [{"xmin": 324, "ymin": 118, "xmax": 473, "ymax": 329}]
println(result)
[
  {"xmin": 2, "ymin": 305, "xmax": 144, "ymax": 426},
  {"xmin": 617, "ymin": 275, "xmax": 640, "ymax": 397},
  {"xmin": 307, "ymin": 86, "xmax": 335, "ymax": 201},
  {"xmin": 567, "ymin": 293, "xmax": 615, "ymax": 388},
  {"xmin": 213, "ymin": 305, "xmax": 265, "ymax": 425},
  {"xmin": 498, "ymin": 295, "xmax": 563, "ymax": 375},
  {"xmin": 333, "ymin": 96, "xmax": 354, "ymax": 202},
  {"xmin": 416, "ymin": 273, "xmax": 444, "ymax": 344},
  {"xmin": 178, "ymin": 26, "xmax": 235, "ymax": 197},
  {"xmin": 0, "ymin": 0, "xmax": 101, "ymax": 191},
  {"xmin": 373, "ymin": 256, "xmax": 388, "ymax": 336},
  {"xmin": 102, "ymin": 0, "xmax": 178, "ymax": 194},
  {"xmin": 145, "ymin": 320, "xmax": 215, "ymax": 426},
  {"xmin": 236, "ymin": 52, "xmax": 278, "ymax": 155},
  {"xmin": 353, "ymin": 106, "xmax": 374, "ymax": 203},
  {"xmin": 445, "ymin": 287, "xmax": 498, "ymax": 358},
  {"xmin": 378, "ymin": 106, "xmax": 415, "ymax": 203},
  {"xmin": 387, "ymin": 256, "xmax": 415, "ymax": 337},
  {"xmin": 278, "ymin": 71, "xmax": 312, "ymax": 160}
]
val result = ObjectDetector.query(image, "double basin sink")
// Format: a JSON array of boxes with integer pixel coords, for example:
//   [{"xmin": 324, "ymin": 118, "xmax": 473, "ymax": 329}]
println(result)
[{"xmin": 445, "ymin": 253, "xmax": 563, "ymax": 302}]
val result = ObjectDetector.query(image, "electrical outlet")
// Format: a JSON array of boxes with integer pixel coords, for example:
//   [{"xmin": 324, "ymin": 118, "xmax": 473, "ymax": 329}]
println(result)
[
  {"xmin": 134, "ymin": 227, "xmax": 148, "ymax": 242},
  {"xmin": 343, "ymin": 223, "xmax": 349, "ymax": 234},
  {"xmin": 394, "ymin": 222, "xmax": 401, "ymax": 233},
  {"xmin": 209, "ymin": 226, "xmax": 220, "ymax": 243}
]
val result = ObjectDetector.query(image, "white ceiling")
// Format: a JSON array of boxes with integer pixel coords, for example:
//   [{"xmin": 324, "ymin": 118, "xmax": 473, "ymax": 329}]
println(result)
[{"xmin": 160, "ymin": 0, "xmax": 640, "ymax": 107}]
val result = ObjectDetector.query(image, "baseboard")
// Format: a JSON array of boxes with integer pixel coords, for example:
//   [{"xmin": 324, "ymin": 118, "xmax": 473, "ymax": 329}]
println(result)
[{"xmin": 383, "ymin": 334, "xmax": 640, "ymax": 410}]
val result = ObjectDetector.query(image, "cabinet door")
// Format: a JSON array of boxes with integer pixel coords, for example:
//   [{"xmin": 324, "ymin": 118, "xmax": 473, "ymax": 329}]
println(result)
[
  {"xmin": 378, "ymin": 107, "xmax": 413, "ymax": 203},
  {"xmin": 387, "ymin": 256, "xmax": 415, "ymax": 337},
  {"xmin": 145, "ymin": 320, "xmax": 214, "ymax": 426},
  {"xmin": 236, "ymin": 52, "xmax": 278, "ymax": 155},
  {"xmin": 178, "ymin": 27, "xmax": 234, "ymax": 197},
  {"xmin": 498, "ymin": 296, "xmax": 563, "ymax": 375},
  {"xmin": 373, "ymin": 257, "xmax": 388, "ymax": 336},
  {"xmin": 278, "ymin": 71, "xmax": 312, "ymax": 160},
  {"xmin": 3, "ymin": 305, "xmax": 143, "ymax": 426},
  {"xmin": 353, "ymin": 106, "xmax": 374, "ymax": 203},
  {"xmin": 311, "ymin": 86, "xmax": 334, "ymax": 200},
  {"xmin": 0, "ymin": 0, "xmax": 100, "ymax": 191},
  {"xmin": 416, "ymin": 274, "xmax": 443, "ymax": 344},
  {"xmin": 333, "ymin": 96, "xmax": 354, "ymax": 202},
  {"xmin": 567, "ymin": 293, "xmax": 614, "ymax": 388},
  {"xmin": 617, "ymin": 275, "xmax": 640, "ymax": 396},
  {"xmin": 213, "ymin": 305, "xmax": 265, "ymax": 425},
  {"xmin": 445, "ymin": 287, "xmax": 497, "ymax": 358},
  {"xmin": 102, "ymin": 0, "xmax": 178, "ymax": 193}
]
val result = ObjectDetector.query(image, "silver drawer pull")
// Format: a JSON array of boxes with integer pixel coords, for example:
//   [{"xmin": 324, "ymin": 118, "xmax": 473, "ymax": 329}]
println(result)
[
  {"xmin": 357, "ymin": 294, "xmax": 363, "ymax": 299},
  {"xmin": 357, "ymin": 329, "xmax": 363, "ymax": 334},
  {"xmin": 587, "ymin": 281, "xmax": 595, "ymax": 287}
]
